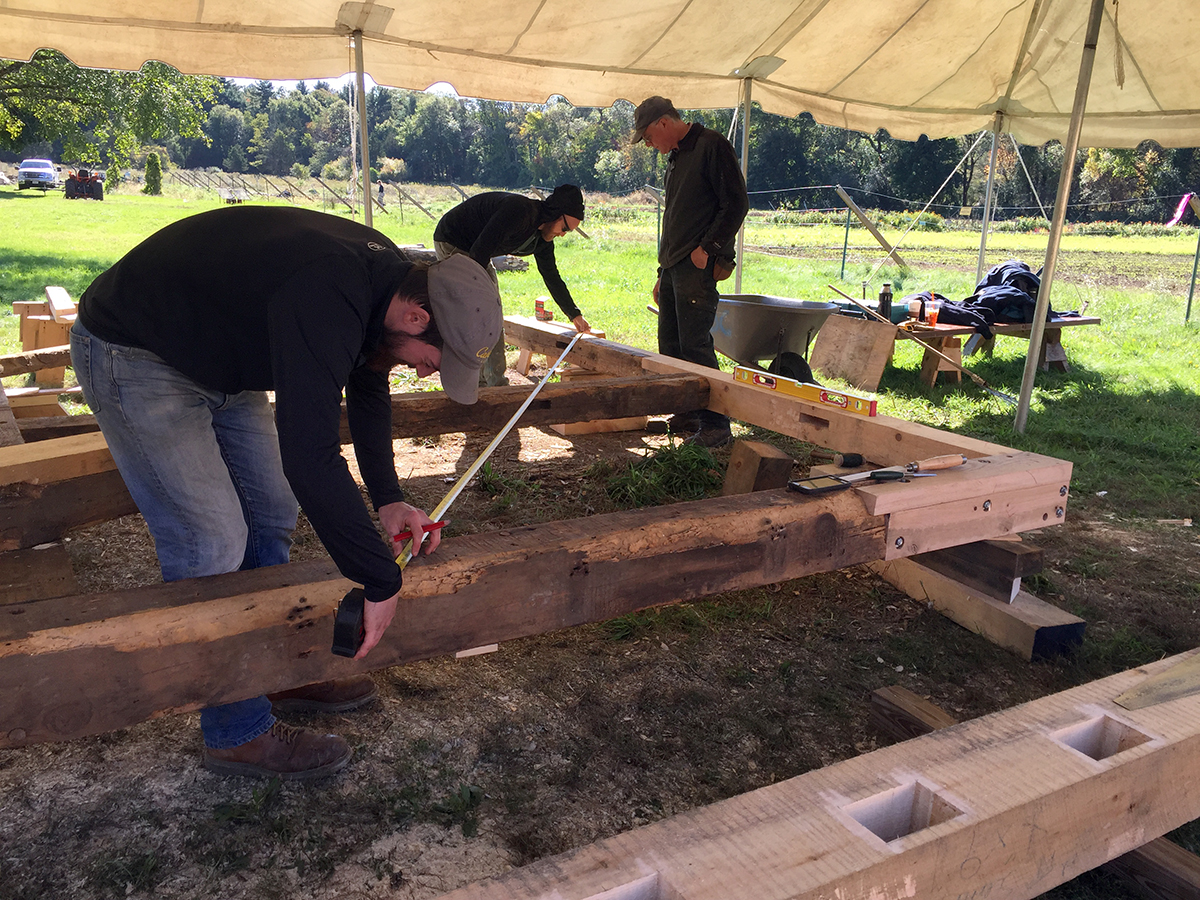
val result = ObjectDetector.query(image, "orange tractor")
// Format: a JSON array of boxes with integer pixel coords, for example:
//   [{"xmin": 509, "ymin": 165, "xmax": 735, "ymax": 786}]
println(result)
[{"xmin": 64, "ymin": 167, "xmax": 104, "ymax": 200}]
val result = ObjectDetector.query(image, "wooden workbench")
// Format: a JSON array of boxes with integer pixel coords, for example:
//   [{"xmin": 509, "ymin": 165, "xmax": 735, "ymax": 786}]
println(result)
[{"xmin": 907, "ymin": 315, "xmax": 1102, "ymax": 386}]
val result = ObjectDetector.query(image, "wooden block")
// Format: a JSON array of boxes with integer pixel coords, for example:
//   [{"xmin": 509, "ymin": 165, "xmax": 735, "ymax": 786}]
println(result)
[
  {"xmin": 913, "ymin": 538, "xmax": 1044, "ymax": 603},
  {"xmin": 721, "ymin": 439, "xmax": 794, "ymax": 496},
  {"xmin": 869, "ymin": 557, "xmax": 1084, "ymax": 661},
  {"xmin": 870, "ymin": 685, "xmax": 959, "ymax": 743},
  {"xmin": 809, "ymin": 314, "xmax": 895, "ymax": 391},
  {"xmin": 0, "ymin": 543, "xmax": 78, "ymax": 604},
  {"xmin": 43, "ymin": 286, "xmax": 77, "ymax": 323}
]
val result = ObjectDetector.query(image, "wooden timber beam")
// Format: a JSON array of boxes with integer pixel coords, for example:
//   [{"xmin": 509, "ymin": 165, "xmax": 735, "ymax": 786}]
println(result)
[
  {"xmin": 0, "ymin": 469, "xmax": 138, "ymax": 551},
  {"xmin": 341, "ymin": 373, "xmax": 708, "ymax": 441},
  {"xmin": 0, "ymin": 487, "xmax": 888, "ymax": 747},
  {"xmin": 504, "ymin": 317, "xmax": 1011, "ymax": 465},
  {"xmin": 429, "ymin": 650, "xmax": 1200, "ymax": 900},
  {"xmin": 16, "ymin": 414, "xmax": 99, "ymax": 442},
  {"xmin": 0, "ymin": 376, "xmax": 708, "ymax": 547},
  {"xmin": 912, "ymin": 538, "xmax": 1044, "ymax": 604},
  {"xmin": 0, "ymin": 345, "xmax": 72, "ymax": 377},
  {"xmin": 869, "ymin": 686, "xmax": 1200, "ymax": 900},
  {"xmin": 870, "ymin": 557, "xmax": 1085, "ymax": 660}
]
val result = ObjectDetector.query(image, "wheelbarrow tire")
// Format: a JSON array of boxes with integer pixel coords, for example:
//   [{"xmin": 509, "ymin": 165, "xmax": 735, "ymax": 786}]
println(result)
[{"xmin": 769, "ymin": 352, "xmax": 818, "ymax": 385}]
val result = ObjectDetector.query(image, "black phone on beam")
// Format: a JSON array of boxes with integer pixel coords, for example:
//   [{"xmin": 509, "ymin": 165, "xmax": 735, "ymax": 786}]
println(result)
[{"xmin": 787, "ymin": 474, "xmax": 852, "ymax": 494}]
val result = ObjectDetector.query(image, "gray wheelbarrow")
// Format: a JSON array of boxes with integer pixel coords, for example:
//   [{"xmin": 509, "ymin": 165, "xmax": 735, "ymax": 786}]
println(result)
[{"xmin": 710, "ymin": 294, "xmax": 838, "ymax": 382}]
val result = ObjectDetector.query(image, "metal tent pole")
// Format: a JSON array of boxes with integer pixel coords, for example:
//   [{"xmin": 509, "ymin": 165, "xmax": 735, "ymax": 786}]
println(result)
[
  {"xmin": 976, "ymin": 113, "xmax": 1002, "ymax": 285},
  {"xmin": 1014, "ymin": 0, "xmax": 1105, "ymax": 433},
  {"xmin": 734, "ymin": 76, "xmax": 752, "ymax": 294},
  {"xmin": 353, "ymin": 30, "xmax": 373, "ymax": 229}
]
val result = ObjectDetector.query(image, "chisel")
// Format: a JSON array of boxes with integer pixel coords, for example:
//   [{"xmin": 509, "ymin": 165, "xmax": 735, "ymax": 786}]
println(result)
[{"xmin": 840, "ymin": 454, "xmax": 966, "ymax": 483}]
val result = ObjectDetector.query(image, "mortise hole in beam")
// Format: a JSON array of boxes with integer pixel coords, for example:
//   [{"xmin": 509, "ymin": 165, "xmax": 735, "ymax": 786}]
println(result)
[
  {"xmin": 1049, "ymin": 714, "xmax": 1152, "ymax": 761},
  {"xmin": 843, "ymin": 780, "xmax": 965, "ymax": 844}
]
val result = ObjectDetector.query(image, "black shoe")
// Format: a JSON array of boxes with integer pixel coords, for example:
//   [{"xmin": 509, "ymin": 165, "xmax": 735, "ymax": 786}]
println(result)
[{"xmin": 684, "ymin": 424, "xmax": 732, "ymax": 448}]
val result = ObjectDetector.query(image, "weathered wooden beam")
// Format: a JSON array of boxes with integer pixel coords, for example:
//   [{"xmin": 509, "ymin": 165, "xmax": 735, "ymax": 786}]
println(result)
[
  {"xmin": 430, "ymin": 650, "xmax": 1200, "ymax": 900},
  {"xmin": 0, "ymin": 347, "xmax": 73, "ymax": 378},
  {"xmin": 0, "ymin": 376, "xmax": 708, "ymax": 546},
  {"xmin": 0, "ymin": 487, "xmax": 887, "ymax": 747},
  {"xmin": 0, "ymin": 543, "xmax": 79, "ymax": 604},
  {"xmin": 870, "ymin": 557, "xmax": 1085, "ymax": 660},
  {"xmin": 0, "ymin": 469, "xmax": 138, "ymax": 551},
  {"xmin": 15, "ymin": 414, "xmax": 99, "ymax": 442},
  {"xmin": 913, "ymin": 538, "xmax": 1044, "ymax": 603},
  {"xmin": 345, "ymin": 373, "xmax": 708, "ymax": 441}
]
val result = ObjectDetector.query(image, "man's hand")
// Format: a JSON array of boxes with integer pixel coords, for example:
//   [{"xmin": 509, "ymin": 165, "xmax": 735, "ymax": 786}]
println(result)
[
  {"xmin": 690, "ymin": 245, "xmax": 709, "ymax": 270},
  {"xmin": 651, "ymin": 276, "xmax": 661, "ymax": 304},
  {"xmin": 354, "ymin": 592, "xmax": 397, "ymax": 659},
  {"xmin": 571, "ymin": 314, "xmax": 591, "ymax": 333},
  {"xmin": 379, "ymin": 500, "xmax": 441, "ymax": 556}
]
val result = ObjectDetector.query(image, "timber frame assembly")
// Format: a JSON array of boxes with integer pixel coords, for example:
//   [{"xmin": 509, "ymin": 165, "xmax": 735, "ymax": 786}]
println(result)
[{"xmin": 5, "ymin": 318, "xmax": 1179, "ymax": 899}]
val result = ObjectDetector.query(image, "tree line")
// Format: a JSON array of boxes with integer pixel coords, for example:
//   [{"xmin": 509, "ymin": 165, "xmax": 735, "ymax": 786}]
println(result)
[{"xmin": 3, "ymin": 50, "xmax": 1198, "ymax": 222}]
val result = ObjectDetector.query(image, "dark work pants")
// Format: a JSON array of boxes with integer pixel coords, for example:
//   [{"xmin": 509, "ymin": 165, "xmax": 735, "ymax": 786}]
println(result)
[{"xmin": 657, "ymin": 256, "xmax": 729, "ymax": 428}]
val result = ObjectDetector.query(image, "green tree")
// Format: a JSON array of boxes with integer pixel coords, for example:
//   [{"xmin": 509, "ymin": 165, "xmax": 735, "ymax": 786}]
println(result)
[
  {"xmin": 0, "ymin": 49, "xmax": 215, "ymax": 166},
  {"xmin": 143, "ymin": 151, "xmax": 162, "ymax": 194}
]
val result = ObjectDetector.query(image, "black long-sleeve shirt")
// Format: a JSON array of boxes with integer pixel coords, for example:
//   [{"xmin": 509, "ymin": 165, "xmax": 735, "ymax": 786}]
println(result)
[
  {"xmin": 79, "ymin": 206, "xmax": 410, "ymax": 602},
  {"xmin": 660, "ymin": 123, "xmax": 749, "ymax": 270},
  {"xmin": 433, "ymin": 191, "xmax": 581, "ymax": 319}
]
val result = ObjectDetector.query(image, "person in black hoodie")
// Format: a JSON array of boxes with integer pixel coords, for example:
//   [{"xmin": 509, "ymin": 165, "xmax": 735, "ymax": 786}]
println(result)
[
  {"xmin": 71, "ymin": 206, "xmax": 502, "ymax": 781},
  {"xmin": 434, "ymin": 185, "xmax": 590, "ymax": 385}
]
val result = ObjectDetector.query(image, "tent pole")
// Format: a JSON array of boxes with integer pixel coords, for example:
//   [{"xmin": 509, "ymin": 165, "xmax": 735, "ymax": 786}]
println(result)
[
  {"xmin": 1014, "ymin": 0, "xmax": 1105, "ymax": 433},
  {"xmin": 353, "ymin": 30, "xmax": 373, "ymax": 229},
  {"xmin": 976, "ymin": 113, "xmax": 1002, "ymax": 284},
  {"xmin": 735, "ymin": 77, "xmax": 751, "ymax": 294}
]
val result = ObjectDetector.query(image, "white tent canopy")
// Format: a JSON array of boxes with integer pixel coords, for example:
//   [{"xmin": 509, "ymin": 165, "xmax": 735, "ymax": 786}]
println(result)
[{"xmin": 4, "ymin": 0, "xmax": 1199, "ymax": 148}]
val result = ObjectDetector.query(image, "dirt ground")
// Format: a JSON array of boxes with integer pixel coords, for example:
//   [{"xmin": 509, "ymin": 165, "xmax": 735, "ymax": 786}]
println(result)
[{"xmin": 2, "ymin": 363, "xmax": 1199, "ymax": 900}]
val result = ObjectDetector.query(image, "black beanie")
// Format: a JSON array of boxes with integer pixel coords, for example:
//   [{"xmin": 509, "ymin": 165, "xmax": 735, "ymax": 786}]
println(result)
[{"xmin": 542, "ymin": 184, "xmax": 585, "ymax": 221}]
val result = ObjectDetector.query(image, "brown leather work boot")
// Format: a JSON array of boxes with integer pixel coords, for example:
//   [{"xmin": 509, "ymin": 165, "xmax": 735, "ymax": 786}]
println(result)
[
  {"xmin": 203, "ymin": 721, "xmax": 351, "ymax": 781},
  {"xmin": 266, "ymin": 675, "xmax": 379, "ymax": 714}
]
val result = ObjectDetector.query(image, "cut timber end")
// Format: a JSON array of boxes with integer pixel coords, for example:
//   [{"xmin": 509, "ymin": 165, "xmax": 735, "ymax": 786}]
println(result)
[
  {"xmin": 721, "ymin": 440, "xmax": 794, "ymax": 496},
  {"xmin": 870, "ymin": 557, "xmax": 1084, "ymax": 661}
]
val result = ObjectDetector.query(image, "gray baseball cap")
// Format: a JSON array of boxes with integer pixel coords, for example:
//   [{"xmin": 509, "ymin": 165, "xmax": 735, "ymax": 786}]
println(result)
[
  {"xmin": 426, "ymin": 255, "xmax": 503, "ymax": 405},
  {"xmin": 631, "ymin": 96, "xmax": 679, "ymax": 144}
]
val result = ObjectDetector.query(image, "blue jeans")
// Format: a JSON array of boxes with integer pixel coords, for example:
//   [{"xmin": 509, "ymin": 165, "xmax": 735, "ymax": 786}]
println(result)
[
  {"xmin": 70, "ymin": 320, "xmax": 299, "ymax": 748},
  {"xmin": 657, "ymin": 256, "xmax": 730, "ymax": 429}
]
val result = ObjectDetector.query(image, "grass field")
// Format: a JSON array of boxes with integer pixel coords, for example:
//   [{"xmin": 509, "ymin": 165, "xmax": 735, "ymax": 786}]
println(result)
[{"xmin": 3, "ymin": 180, "xmax": 1197, "ymax": 521}]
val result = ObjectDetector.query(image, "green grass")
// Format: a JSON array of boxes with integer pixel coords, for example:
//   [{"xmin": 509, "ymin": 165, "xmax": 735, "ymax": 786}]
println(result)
[{"xmin": 3, "ymin": 181, "xmax": 1197, "ymax": 520}]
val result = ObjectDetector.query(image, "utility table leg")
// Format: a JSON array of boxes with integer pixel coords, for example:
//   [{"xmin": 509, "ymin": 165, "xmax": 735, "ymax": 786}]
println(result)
[{"xmin": 918, "ymin": 336, "xmax": 962, "ymax": 387}]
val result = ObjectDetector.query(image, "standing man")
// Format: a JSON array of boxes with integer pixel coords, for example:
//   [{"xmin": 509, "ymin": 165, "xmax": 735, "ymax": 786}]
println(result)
[
  {"xmin": 633, "ymin": 96, "xmax": 749, "ymax": 447},
  {"xmin": 433, "ymin": 185, "xmax": 590, "ymax": 386},
  {"xmin": 71, "ymin": 206, "xmax": 502, "ymax": 781}
]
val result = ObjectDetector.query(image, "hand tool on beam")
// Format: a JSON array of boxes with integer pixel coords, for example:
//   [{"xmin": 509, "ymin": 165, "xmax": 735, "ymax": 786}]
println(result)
[
  {"xmin": 841, "ymin": 454, "xmax": 966, "ymax": 483},
  {"xmin": 333, "ymin": 330, "xmax": 585, "ymax": 658},
  {"xmin": 826, "ymin": 284, "xmax": 1018, "ymax": 406}
]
